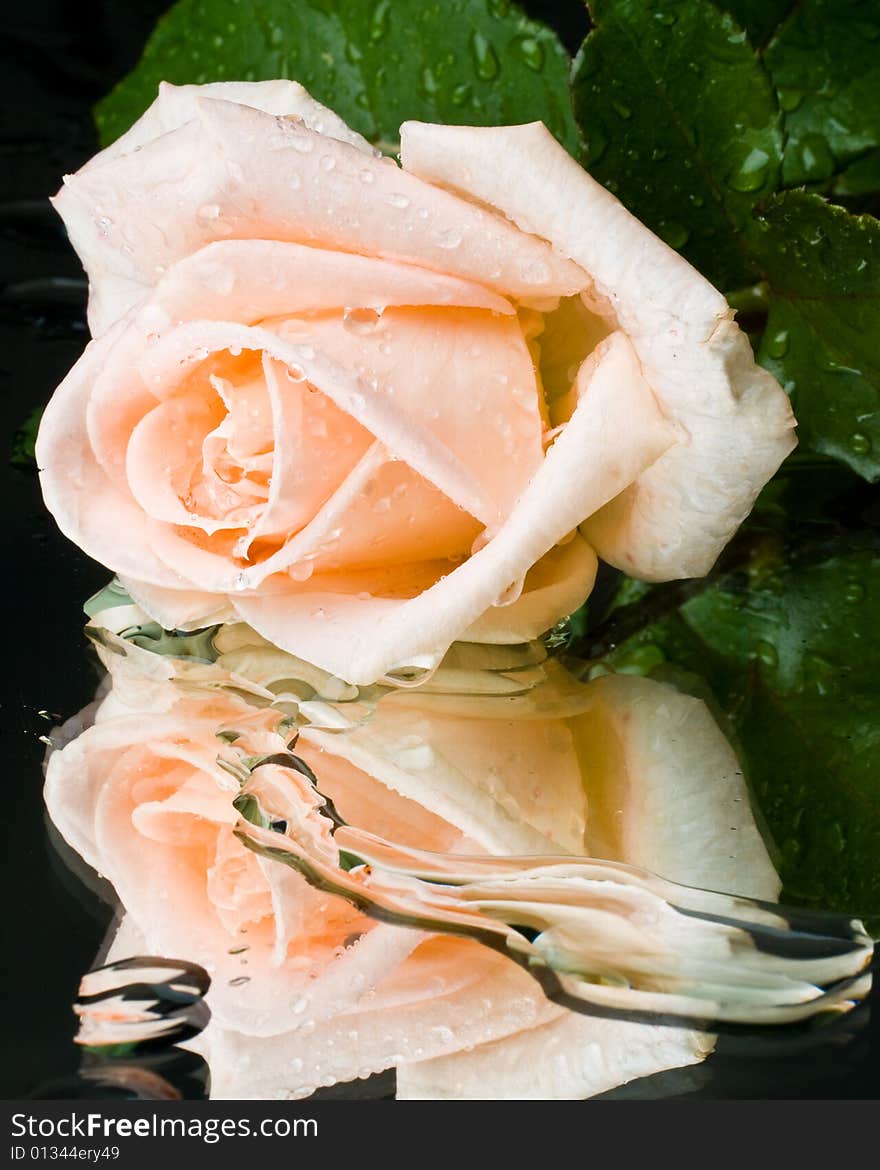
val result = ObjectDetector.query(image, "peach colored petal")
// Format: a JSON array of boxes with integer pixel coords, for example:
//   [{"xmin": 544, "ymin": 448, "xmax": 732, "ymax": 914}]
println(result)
[
  {"xmin": 234, "ymin": 333, "xmax": 675, "ymax": 683},
  {"xmin": 461, "ymin": 537, "xmax": 597, "ymax": 645},
  {"xmin": 143, "ymin": 238, "xmax": 516, "ymax": 328},
  {"xmin": 138, "ymin": 321, "xmax": 503, "ymax": 531},
  {"xmin": 400, "ymin": 119, "xmax": 796, "ymax": 580},
  {"xmin": 244, "ymin": 354, "xmax": 372, "ymax": 548},
  {"xmin": 275, "ymin": 305, "xmax": 543, "ymax": 519},
  {"xmin": 55, "ymin": 99, "xmax": 588, "ymax": 335},
  {"xmin": 35, "ymin": 326, "xmax": 199, "ymax": 591}
]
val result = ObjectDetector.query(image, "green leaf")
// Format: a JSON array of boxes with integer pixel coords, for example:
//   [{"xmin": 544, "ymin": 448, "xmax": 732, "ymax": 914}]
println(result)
[
  {"xmin": 714, "ymin": 0, "xmax": 794, "ymax": 49},
  {"xmin": 94, "ymin": 0, "xmax": 579, "ymax": 157},
  {"xmin": 10, "ymin": 405, "xmax": 42, "ymax": 469},
  {"xmin": 763, "ymin": 0, "xmax": 880, "ymax": 188},
  {"xmin": 573, "ymin": 0, "xmax": 782, "ymax": 290},
  {"xmin": 753, "ymin": 191, "xmax": 880, "ymax": 481},
  {"xmin": 582, "ymin": 533, "xmax": 880, "ymax": 921}
]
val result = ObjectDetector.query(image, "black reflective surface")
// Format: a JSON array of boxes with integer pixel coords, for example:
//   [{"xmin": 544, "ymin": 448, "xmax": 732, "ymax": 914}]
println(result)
[{"xmin": 2, "ymin": 0, "xmax": 878, "ymax": 1100}]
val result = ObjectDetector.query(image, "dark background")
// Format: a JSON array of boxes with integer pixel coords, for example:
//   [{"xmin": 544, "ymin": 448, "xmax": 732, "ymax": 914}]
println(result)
[{"xmin": 1, "ymin": 0, "xmax": 878, "ymax": 1100}]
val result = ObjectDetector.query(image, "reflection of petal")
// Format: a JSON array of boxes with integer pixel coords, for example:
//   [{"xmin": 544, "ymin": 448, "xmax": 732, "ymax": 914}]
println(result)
[
  {"xmin": 235, "ymin": 332, "xmax": 674, "ymax": 683},
  {"xmin": 400, "ymin": 119, "xmax": 797, "ymax": 579},
  {"xmin": 56, "ymin": 98, "xmax": 588, "ymax": 336},
  {"xmin": 397, "ymin": 1011, "xmax": 710, "ymax": 1101}
]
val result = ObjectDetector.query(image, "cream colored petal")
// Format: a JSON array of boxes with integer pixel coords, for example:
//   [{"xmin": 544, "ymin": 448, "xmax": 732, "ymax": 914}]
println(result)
[
  {"xmin": 88, "ymin": 79, "xmax": 374, "ymax": 170},
  {"xmin": 400, "ymin": 120, "xmax": 797, "ymax": 580}
]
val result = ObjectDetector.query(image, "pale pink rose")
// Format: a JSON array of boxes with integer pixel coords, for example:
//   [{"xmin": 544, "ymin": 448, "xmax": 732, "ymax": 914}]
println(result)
[
  {"xmin": 45, "ymin": 663, "xmax": 779, "ymax": 1100},
  {"xmin": 38, "ymin": 81, "xmax": 796, "ymax": 684}
]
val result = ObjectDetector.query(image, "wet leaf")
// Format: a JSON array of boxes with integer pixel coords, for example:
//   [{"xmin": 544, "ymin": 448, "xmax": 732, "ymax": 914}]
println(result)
[
  {"xmin": 764, "ymin": 0, "xmax": 880, "ymax": 188},
  {"xmin": 573, "ymin": 0, "xmax": 782, "ymax": 290},
  {"xmin": 753, "ymin": 192, "xmax": 880, "ymax": 481},
  {"xmin": 94, "ymin": 0, "xmax": 580, "ymax": 156}
]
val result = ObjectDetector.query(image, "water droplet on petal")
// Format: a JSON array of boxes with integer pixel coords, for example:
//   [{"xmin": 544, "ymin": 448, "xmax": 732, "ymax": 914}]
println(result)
[
  {"xmin": 290, "ymin": 561, "xmax": 314, "ymax": 583},
  {"xmin": 850, "ymin": 432, "xmax": 872, "ymax": 455},
  {"xmin": 435, "ymin": 227, "xmax": 462, "ymax": 250},
  {"xmin": 385, "ymin": 192, "xmax": 411, "ymax": 209},
  {"xmin": 845, "ymin": 581, "xmax": 865, "ymax": 603},
  {"xmin": 343, "ymin": 307, "xmax": 381, "ymax": 334}
]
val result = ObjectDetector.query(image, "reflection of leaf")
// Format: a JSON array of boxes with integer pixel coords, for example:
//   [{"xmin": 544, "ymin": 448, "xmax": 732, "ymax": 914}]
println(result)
[
  {"xmin": 573, "ymin": 0, "xmax": 782, "ymax": 290},
  {"xmin": 578, "ymin": 532, "xmax": 880, "ymax": 923},
  {"xmin": 754, "ymin": 192, "xmax": 880, "ymax": 481},
  {"xmin": 94, "ymin": 0, "xmax": 579, "ymax": 156},
  {"xmin": 764, "ymin": 0, "xmax": 880, "ymax": 187},
  {"xmin": 11, "ymin": 405, "xmax": 42, "ymax": 469}
]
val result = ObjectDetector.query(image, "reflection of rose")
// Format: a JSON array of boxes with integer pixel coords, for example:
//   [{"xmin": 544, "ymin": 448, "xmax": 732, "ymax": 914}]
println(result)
[
  {"xmin": 38, "ymin": 81, "xmax": 795, "ymax": 685},
  {"xmin": 46, "ymin": 664, "xmax": 778, "ymax": 1100}
]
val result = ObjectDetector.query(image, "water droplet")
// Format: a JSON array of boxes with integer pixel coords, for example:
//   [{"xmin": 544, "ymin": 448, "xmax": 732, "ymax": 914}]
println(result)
[
  {"xmin": 797, "ymin": 134, "xmax": 835, "ymax": 182},
  {"xmin": 777, "ymin": 88, "xmax": 803, "ymax": 113},
  {"xmin": 285, "ymin": 364, "xmax": 306, "ymax": 383},
  {"xmin": 728, "ymin": 147, "xmax": 770, "ymax": 192},
  {"xmin": 385, "ymin": 192, "xmax": 411, "ymax": 209},
  {"xmin": 517, "ymin": 37, "xmax": 544, "ymax": 71},
  {"xmin": 319, "ymin": 154, "xmax": 336, "ymax": 172},
  {"xmin": 611, "ymin": 99, "xmax": 632, "ymax": 120},
  {"xmin": 421, "ymin": 66, "xmax": 438, "ymax": 96},
  {"xmin": 233, "ymin": 571, "xmax": 250, "ymax": 592},
  {"xmin": 651, "ymin": 147, "xmax": 667, "ymax": 162},
  {"xmin": 471, "ymin": 31, "xmax": 500, "ymax": 80},
  {"xmin": 292, "ymin": 134, "xmax": 314, "ymax": 154},
  {"xmin": 451, "ymin": 83, "xmax": 472, "ymax": 107},
  {"xmin": 657, "ymin": 221, "xmax": 690, "ymax": 250},
  {"xmin": 95, "ymin": 216, "xmax": 112, "ymax": 238},
  {"xmin": 435, "ymin": 227, "xmax": 462, "ymax": 250},
  {"xmin": 753, "ymin": 640, "xmax": 778, "ymax": 668},
  {"xmin": 371, "ymin": 0, "xmax": 391, "ymax": 41},
  {"xmin": 296, "ymin": 344, "xmax": 316, "ymax": 360},
  {"xmin": 653, "ymin": 10, "xmax": 677, "ymax": 25},
  {"xmin": 343, "ymin": 306, "xmax": 381, "ymax": 334},
  {"xmin": 197, "ymin": 203, "xmax": 221, "ymax": 221},
  {"xmin": 844, "ymin": 581, "xmax": 865, "ymax": 603},
  {"xmin": 496, "ymin": 578, "xmax": 525, "ymax": 606},
  {"xmin": 359, "ymin": 168, "xmax": 375, "ymax": 185},
  {"xmin": 829, "ymin": 821, "xmax": 847, "ymax": 854},
  {"xmin": 226, "ymin": 160, "xmax": 245, "ymax": 182},
  {"xmin": 290, "ymin": 561, "xmax": 314, "ymax": 583},
  {"xmin": 394, "ymin": 739, "xmax": 436, "ymax": 770},
  {"xmin": 764, "ymin": 329, "xmax": 789, "ymax": 358},
  {"xmin": 850, "ymin": 432, "xmax": 872, "ymax": 455}
]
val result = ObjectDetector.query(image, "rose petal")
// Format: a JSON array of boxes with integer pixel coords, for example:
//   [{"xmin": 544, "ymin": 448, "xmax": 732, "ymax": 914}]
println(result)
[
  {"xmin": 399, "ymin": 119, "xmax": 797, "ymax": 579},
  {"xmin": 55, "ymin": 99, "xmax": 588, "ymax": 335},
  {"xmin": 88, "ymin": 79, "xmax": 374, "ymax": 171},
  {"xmin": 234, "ymin": 332, "xmax": 675, "ymax": 682}
]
